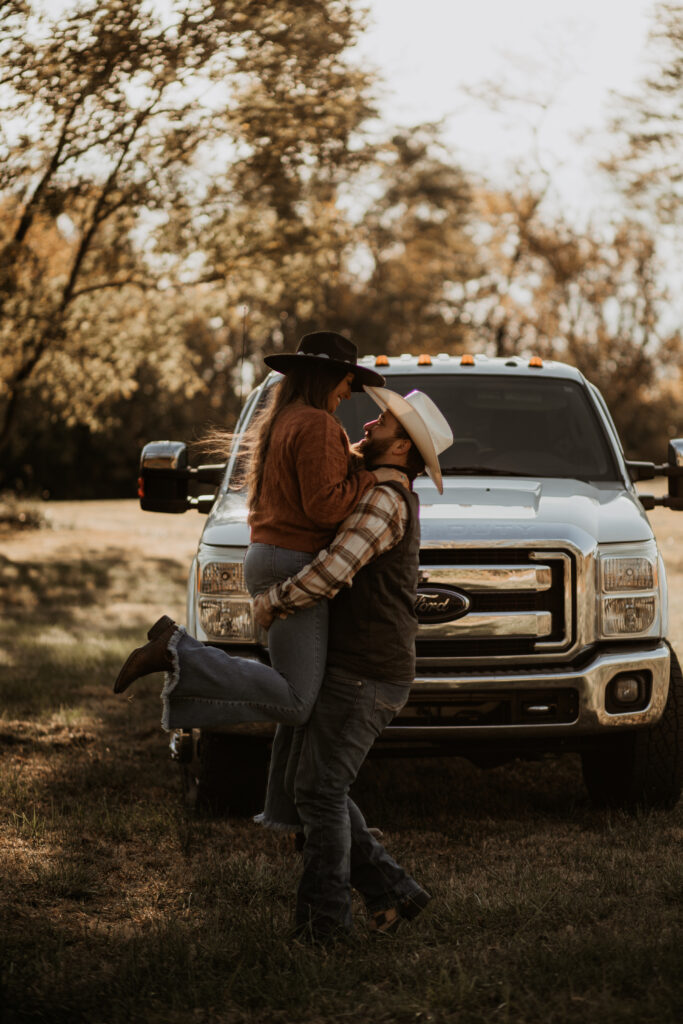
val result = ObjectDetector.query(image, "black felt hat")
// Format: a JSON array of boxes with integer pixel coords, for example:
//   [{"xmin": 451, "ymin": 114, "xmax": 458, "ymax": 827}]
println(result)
[{"xmin": 263, "ymin": 331, "xmax": 385, "ymax": 391}]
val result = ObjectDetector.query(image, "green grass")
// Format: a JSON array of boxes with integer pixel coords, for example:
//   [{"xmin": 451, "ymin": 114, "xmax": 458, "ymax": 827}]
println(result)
[{"xmin": 1, "ymin": 528, "xmax": 682, "ymax": 1023}]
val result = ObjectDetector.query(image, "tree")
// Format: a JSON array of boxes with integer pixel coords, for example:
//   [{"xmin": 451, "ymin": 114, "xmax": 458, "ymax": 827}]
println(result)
[
  {"xmin": 462, "ymin": 183, "xmax": 681, "ymax": 457},
  {"xmin": 445, "ymin": 22, "xmax": 683, "ymax": 459},
  {"xmin": 604, "ymin": 1, "xmax": 683, "ymax": 223},
  {"xmin": 0, "ymin": 0, "xmax": 376, "ymax": 484},
  {"xmin": 326, "ymin": 125, "xmax": 480, "ymax": 356}
]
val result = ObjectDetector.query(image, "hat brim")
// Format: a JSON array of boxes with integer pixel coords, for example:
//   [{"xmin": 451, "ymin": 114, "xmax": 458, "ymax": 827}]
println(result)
[
  {"xmin": 263, "ymin": 353, "xmax": 385, "ymax": 391},
  {"xmin": 364, "ymin": 386, "xmax": 444, "ymax": 493}
]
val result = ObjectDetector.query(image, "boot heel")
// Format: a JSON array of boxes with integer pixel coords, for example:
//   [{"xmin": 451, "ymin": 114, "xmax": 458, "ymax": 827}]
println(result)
[
  {"xmin": 399, "ymin": 888, "xmax": 432, "ymax": 921},
  {"xmin": 147, "ymin": 615, "xmax": 176, "ymax": 641}
]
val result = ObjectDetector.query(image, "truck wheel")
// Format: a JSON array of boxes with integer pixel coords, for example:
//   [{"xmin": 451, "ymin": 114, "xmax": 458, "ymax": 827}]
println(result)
[
  {"xmin": 179, "ymin": 731, "xmax": 269, "ymax": 817},
  {"xmin": 581, "ymin": 645, "xmax": 683, "ymax": 811}
]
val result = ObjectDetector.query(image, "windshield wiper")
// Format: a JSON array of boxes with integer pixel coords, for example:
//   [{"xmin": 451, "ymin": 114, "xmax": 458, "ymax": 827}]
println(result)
[
  {"xmin": 440, "ymin": 466, "xmax": 598, "ymax": 482},
  {"xmin": 441, "ymin": 466, "xmax": 535, "ymax": 477}
]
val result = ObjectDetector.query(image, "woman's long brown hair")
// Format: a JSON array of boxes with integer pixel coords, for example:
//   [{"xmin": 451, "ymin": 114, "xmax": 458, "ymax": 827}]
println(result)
[{"xmin": 202, "ymin": 361, "xmax": 349, "ymax": 509}]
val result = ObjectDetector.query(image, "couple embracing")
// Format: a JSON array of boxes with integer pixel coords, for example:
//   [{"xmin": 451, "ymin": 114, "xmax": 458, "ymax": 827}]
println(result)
[{"xmin": 114, "ymin": 331, "xmax": 453, "ymax": 944}]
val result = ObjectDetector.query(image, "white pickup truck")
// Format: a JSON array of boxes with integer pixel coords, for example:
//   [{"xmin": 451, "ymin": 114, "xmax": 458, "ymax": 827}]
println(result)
[{"xmin": 139, "ymin": 353, "xmax": 683, "ymax": 814}]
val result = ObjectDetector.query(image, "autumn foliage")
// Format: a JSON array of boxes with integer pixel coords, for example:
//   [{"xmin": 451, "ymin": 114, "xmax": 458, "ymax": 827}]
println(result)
[{"xmin": 0, "ymin": 0, "xmax": 681, "ymax": 496}]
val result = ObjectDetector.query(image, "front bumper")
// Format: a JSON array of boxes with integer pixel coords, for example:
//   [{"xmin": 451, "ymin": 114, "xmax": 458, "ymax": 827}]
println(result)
[{"xmin": 387, "ymin": 642, "xmax": 671, "ymax": 740}]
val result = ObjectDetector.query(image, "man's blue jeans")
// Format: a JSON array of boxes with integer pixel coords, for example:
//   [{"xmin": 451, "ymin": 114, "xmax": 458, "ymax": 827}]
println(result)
[{"xmin": 293, "ymin": 667, "xmax": 422, "ymax": 936}]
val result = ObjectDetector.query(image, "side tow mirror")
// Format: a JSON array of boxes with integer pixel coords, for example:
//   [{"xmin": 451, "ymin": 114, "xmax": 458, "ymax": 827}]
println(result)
[
  {"xmin": 637, "ymin": 438, "xmax": 683, "ymax": 511},
  {"xmin": 667, "ymin": 439, "xmax": 683, "ymax": 503},
  {"xmin": 138, "ymin": 441, "xmax": 190, "ymax": 513},
  {"xmin": 626, "ymin": 460, "xmax": 656, "ymax": 482}
]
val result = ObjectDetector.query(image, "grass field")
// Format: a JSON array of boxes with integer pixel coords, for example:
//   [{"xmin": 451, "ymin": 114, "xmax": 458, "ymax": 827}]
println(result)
[{"xmin": 1, "ymin": 496, "xmax": 682, "ymax": 1024}]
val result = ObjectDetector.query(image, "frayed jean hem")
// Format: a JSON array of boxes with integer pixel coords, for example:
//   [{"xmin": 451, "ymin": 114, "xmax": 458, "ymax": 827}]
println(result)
[{"xmin": 160, "ymin": 625, "xmax": 186, "ymax": 732}]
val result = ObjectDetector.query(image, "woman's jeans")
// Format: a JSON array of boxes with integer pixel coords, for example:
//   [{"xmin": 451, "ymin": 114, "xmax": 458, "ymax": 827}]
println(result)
[{"xmin": 162, "ymin": 543, "xmax": 328, "ymax": 826}]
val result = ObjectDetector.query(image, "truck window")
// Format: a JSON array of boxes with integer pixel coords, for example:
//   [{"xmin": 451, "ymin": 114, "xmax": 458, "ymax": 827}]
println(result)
[{"xmin": 336, "ymin": 375, "xmax": 621, "ymax": 482}]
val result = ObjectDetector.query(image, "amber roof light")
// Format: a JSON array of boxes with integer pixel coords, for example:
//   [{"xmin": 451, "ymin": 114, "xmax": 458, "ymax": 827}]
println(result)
[
  {"xmin": 375, "ymin": 355, "xmax": 389, "ymax": 366},
  {"xmin": 417, "ymin": 354, "xmax": 432, "ymax": 365},
  {"xmin": 529, "ymin": 356, "xmax": 544, "ymax": 368},
  {"xmin": 460, "ymin": 354, "xmax": 475, "ymax": 365}
]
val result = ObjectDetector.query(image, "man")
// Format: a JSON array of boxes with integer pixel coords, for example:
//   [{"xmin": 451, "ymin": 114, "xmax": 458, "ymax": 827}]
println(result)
[{"xmin": 253, "ymin": 385, "xmax": 453, "ymax": 942}]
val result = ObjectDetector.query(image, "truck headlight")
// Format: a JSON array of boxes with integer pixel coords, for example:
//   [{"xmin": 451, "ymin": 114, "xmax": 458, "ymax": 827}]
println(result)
[
  {"xmin": 201, "ymin": 562, "xmax": 246, "ymax": 594},
  {"xmin": 598, "ymin": 543, "xmax": 659, "ymax": 638},
  {"xmin": 601, "ymin": 557, "xmax": 654, "ymax": 591},
  {"xmin": 197, "ymin": 559, "xmax": 255, "ymax": 642},
  {"xmin": 602, "ymin": 596, "xmax": 656, "ymax": 635}
]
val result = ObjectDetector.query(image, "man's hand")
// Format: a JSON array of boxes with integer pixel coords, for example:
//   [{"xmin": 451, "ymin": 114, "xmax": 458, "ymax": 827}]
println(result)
[
  {"xmin": 253, "ymin": 593, "xmax": 289, "ymax": 631},
  {"xmin": 253, "ymin": 593, "xmax": 275, "ymax": 630}
]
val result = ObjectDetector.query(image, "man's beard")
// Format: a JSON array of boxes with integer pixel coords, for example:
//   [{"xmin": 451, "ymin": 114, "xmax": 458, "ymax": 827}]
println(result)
[{"xmin": 355, "ymin": 434, "xmax": 396, "ymax": 468}]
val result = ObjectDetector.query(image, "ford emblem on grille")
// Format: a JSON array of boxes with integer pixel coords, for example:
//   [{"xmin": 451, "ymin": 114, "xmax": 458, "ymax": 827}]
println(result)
[{"xmin": 415, "ymin": 587, "xmax": 470, "ymax": 623}]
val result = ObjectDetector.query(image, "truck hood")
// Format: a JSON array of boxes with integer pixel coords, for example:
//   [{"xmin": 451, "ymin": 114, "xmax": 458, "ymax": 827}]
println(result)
[
  {"xmin": 201, "ymin": 477, "xmax": 653, "ymax": 550},
  {"xmin": 201, "ymin": 492, "xmax": 251, "ymax": 548},
  {"xmin": 417, "ymin": 476, "xmax": 653, "ymax": 548}
]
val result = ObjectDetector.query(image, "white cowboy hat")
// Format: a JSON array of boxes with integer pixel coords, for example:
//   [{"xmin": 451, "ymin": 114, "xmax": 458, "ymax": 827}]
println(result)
[{"xmin": 364, "ymin": 386, "xmax": 453, "ymax": 493}]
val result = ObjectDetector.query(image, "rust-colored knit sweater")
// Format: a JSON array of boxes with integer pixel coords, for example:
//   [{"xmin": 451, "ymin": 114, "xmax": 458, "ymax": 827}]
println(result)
[{"xmin": 249, "ymin": 404, "xmax": 377, "ymax": 553}]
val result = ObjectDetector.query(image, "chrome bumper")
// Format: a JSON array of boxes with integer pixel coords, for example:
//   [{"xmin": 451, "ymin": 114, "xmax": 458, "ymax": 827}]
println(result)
[{"xmin": 387, "ymin": 642, "xmax": 671, "ymax": 739}]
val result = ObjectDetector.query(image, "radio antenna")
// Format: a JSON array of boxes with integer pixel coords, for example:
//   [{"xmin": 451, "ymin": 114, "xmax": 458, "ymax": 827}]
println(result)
[{"xmin": 238, "ymin": 304, "xmax": 248, "ymax": 412}]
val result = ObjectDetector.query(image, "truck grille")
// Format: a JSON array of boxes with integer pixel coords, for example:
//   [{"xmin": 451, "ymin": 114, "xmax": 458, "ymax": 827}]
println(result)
[{"xmin": 416, "ymin": 548, "xmax": 574, "ymax": 661}]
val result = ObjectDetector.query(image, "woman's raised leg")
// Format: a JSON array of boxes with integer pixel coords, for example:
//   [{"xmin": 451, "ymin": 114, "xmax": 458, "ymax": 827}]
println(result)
[{"xmin": 161, "ymin": 545, "xmax": 327, "ymax": 733}]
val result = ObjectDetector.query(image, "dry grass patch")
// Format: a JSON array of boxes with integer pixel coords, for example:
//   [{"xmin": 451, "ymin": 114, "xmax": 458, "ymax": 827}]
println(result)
[{"xmin": 1, "ymin": 499, "xmax": 682, "ymax": 1023}]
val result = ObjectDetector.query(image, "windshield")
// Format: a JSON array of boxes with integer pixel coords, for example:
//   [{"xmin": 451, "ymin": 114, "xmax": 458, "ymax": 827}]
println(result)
[{"xmin": 336, "ymin": 375, "xmax": 621, "ymax": 481}]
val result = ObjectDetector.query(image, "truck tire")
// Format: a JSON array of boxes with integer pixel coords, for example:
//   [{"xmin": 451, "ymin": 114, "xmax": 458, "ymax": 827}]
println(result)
[
  {"xmin": 581, "ymin": 645, "xmax": 683, "ymax": 811},
  {"xmin": 180, "ymin": 731, "xmax": 269, "ymax": 817}
]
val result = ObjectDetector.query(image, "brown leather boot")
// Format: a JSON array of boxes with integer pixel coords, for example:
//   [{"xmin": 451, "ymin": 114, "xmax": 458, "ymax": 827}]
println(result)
[{"xmin": 113, "ymin": 616, "xmax": 177, "ymax": 694}]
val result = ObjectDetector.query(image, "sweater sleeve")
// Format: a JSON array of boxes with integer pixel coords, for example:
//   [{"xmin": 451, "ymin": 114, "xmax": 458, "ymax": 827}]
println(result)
[{"xmin": 293, "ymin": 412, "xmax": 377, "ymax": 527}]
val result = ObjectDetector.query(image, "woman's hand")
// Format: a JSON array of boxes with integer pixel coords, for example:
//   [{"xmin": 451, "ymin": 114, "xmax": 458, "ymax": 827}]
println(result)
[{"xmin": 373, "ymin": 466, "xmax": 410, "ymax": 487}]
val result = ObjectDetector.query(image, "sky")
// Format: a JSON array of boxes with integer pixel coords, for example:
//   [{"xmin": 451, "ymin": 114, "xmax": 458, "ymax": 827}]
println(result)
[{"xmin": 354, "ymin": 0, "xmax": 658, "ymax": 218}]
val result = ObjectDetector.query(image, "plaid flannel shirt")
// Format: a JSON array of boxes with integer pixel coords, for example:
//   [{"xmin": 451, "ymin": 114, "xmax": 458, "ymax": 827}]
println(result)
[{"xmin": 258, "ymin": 484, "xmax": 409, "ymax": 615}]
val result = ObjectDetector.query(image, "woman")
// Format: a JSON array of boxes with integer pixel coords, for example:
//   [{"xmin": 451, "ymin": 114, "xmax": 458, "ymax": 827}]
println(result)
[{"xmin": 114, "ymin": 331, "xmax": 402, "ymax": 824}]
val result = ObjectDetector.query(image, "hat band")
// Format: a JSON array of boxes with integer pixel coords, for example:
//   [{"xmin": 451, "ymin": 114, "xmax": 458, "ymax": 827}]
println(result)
[{"xmin": 297, "ymin": 351, "xmax": 331, "ymax": 359}]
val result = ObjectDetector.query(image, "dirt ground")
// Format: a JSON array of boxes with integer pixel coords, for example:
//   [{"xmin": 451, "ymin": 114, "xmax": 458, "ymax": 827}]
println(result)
[
  {"xmin": 1, "ymin": 500, "xmax": 205, "ymax": 634},
  {"xmin": 1, "ymin": 492, "xmax": 682, "ymax": 1023},
  {"xmin": 2, "ymin": 499, "xmax": 203, "ymax": 563}
]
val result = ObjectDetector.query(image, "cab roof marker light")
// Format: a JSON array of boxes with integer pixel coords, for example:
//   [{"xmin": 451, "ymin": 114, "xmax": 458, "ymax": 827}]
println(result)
[
  {"xmin": 529, "ymin": 356, "xmax": 544, "ymax": 368},
  {"xmin": 400, "ymin": 353, "xmax": 412, "ymax": 361},
  {"xmin": 375, "ymin": 355, "xmax": 389, "ymax": 366},
  {"xmin": 436, "ymin": 353, "xmax": 450, "ymax": 360},
  {"xmin": 460, "ymin": 353, "xmax": 475, "ymax": 365},
  {"xmin": 417, "ymin": 354, "xmax": 432, "ymax": 365}
]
